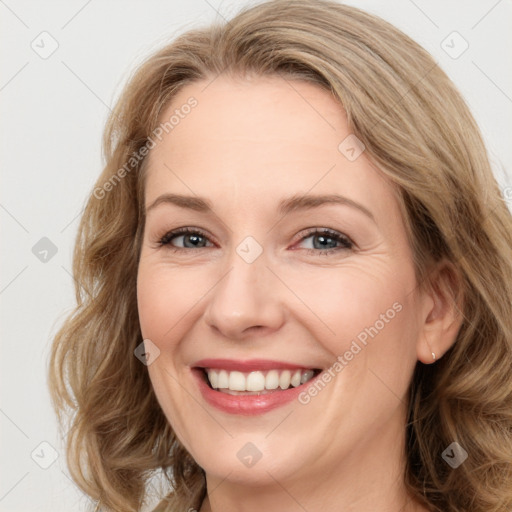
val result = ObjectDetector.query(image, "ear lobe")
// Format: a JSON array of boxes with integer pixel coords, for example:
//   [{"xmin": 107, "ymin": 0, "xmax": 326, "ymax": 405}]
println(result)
[{"xmin": 416, "ymin": 259, "xmax": 464, "ymax": 364}]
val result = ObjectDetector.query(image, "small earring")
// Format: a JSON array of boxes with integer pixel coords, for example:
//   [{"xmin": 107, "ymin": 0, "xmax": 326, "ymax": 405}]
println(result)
[{"xmin": 432, "ymin": 352, "xmax": 436, "ymax": 362}]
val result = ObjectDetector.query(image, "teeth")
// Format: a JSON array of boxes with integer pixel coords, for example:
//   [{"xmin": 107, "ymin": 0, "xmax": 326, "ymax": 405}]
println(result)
[
  {"xmin": 229, "ymin": 371, "xmax": 247, "ymax": 391},
  {"xmin": 205, "ymin": 368, "xmax": 318, "ymax": 392},
  {"xmin": 290, "ymin": 371, "xmax": 301, "ymax": 387},
  {"xmin": 301, "ymin": 369, "xmax": 315, "ymax": 384},
  {"xmin": 217, "ymin": 370, "xmax": 229, "ymax": 389},
  {"xmin": 246, "ymin": 371, "xmax": 266, "ymax": 391},
  {"xmin": 209, "ymin": 370, "xmax": 219, "ymax": 389},
  {"xmin": 279, "ymin": 370, "xmax": 291, "ymax": 390},
  {"xmin": 265, "ymin": 370, "xmax": 279, "ymax": 389}
]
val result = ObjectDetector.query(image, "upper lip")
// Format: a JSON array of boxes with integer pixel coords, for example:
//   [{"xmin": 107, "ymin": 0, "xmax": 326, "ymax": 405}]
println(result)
[{"xmin": 193, "ymin": 358, "xmax": 320, "ymax": 372}]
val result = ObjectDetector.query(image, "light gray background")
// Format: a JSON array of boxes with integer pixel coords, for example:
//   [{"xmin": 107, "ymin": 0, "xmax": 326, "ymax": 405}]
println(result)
[{"xmin": 1, "ymin": 0, "xmax": 511, "ymax": 510}]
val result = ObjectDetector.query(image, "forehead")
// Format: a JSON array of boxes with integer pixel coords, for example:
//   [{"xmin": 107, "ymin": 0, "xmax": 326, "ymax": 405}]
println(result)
[{"xmin": 144, "ymin": 75, "xmax": 400, "ymax": 223}]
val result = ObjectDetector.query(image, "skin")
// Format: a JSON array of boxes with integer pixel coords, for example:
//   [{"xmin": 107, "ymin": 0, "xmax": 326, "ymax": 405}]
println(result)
[{"xmin": 136, "ymin": 75, "xmax": 463, "ymax": 512}]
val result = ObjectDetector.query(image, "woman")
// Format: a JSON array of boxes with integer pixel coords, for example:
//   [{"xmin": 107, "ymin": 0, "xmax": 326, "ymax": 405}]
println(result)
[{"xmin": 48, "ymin": 1, "xmax": 512, "ymax": 511}]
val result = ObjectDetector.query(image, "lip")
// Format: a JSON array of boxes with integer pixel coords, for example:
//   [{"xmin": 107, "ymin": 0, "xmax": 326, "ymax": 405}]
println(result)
[
  {"xmin": 193, "ymin": 358, "xmax": 315, "ymax": 372},
  {"xmin": 191, "ymin": 359, "xmax": 323, "ymax": 416}
]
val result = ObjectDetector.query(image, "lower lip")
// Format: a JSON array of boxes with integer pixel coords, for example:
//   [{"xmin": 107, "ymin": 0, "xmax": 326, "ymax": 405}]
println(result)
[{"xmin": 192, "ymin": 368, "xmax": 321, "ymax": 415}]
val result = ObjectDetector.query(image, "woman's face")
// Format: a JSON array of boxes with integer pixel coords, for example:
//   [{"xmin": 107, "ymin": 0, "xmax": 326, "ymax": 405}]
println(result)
[{"xmin": 137, "ymin": 75, "xmax": 428, "ymax": 489}]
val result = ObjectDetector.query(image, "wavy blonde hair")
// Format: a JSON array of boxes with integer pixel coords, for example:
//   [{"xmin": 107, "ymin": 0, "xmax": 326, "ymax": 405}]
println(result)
[{"xmin": 48, "ymin": 1, "xmax": 512, "ymax": 510}]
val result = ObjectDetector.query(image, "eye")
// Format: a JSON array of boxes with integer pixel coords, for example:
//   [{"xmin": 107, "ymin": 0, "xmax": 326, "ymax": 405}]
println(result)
[
  {"xmin": 295, "ymin": 228, "xmax": 353, "ymax": 255},
  {"xmin": 155, "ymin": 226, "xmax": 353, "ymax": 255},
  {"xmin": 157, "ymin": 227, "xmax": 214, "ymax": 249}
]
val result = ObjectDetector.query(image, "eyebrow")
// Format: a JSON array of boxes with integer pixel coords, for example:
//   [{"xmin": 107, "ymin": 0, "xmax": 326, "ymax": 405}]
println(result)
[{"xmin": 145, "ymin": 192, "xmax": 376, "ymax": 223}]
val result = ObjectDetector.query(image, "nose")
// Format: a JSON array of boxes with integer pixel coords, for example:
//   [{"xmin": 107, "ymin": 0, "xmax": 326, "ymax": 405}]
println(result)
[{"xmin": 203, "ymin": 250, "xmax": 285, "ymax": 340}]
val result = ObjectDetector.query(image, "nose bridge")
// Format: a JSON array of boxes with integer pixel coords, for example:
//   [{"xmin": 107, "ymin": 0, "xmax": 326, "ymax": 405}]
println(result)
[{"xmin": 204, "ymin": 242, "xmax": 283, "ymax": 338}]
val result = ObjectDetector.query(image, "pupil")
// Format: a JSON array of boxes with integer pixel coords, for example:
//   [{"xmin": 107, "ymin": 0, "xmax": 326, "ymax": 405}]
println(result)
[
  {"xmin": 314, "ymin": 234, "xmax": 336, "ymax": 249},
  {"xmin": 185, "ymin": 234, "xmax": 205, "ymax": 248}
]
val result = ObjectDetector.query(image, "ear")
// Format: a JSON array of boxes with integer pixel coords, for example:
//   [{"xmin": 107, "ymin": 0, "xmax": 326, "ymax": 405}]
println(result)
[{"xmin": 416, "ymin": 258, "xmax": 465, "ymax": 364}]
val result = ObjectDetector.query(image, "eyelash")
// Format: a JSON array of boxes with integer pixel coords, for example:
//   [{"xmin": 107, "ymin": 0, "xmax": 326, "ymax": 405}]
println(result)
[{"xmin": 156, "ymin": 227, "xmax": 354, "ymax": 255}]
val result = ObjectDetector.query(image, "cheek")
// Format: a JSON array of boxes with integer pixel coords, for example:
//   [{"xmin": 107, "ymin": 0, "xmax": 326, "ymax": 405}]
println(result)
[
  {"xmin": 321, "ymin": 267, "xmax": 418, "ymax": 394},
  {"xmin": 137, "ymin": 266, "xmax": 169, "ymax": 341},
  {"xmin": 284, "ymin": 261, "xmax": 412, "ymax": 349},
  {"xmin": 136, "ymin": 262, "xmax": 207, "ymax": 342},
  {"xmin": 287, "ymin": 261, "xmax": 419, "ymax": 399},
  {"xmin": 137, "ymin": 263, "xmax": 204, "ymax": 441}
]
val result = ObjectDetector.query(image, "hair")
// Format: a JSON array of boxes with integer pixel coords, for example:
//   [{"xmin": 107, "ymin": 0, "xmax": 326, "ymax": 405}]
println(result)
[{"xmin": 47, "ymin": 0, "xmax": 512, "ymax": 511}]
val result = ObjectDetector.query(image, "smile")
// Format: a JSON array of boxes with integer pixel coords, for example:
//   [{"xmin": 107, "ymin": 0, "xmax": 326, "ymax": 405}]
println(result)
[
  {"xmin": 204, "ymin": 368, "xmax": 321, "ymax": 395},
  {"xmin": 191, "ymin": 359, "xmax": 324, "ymax": 414}
]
